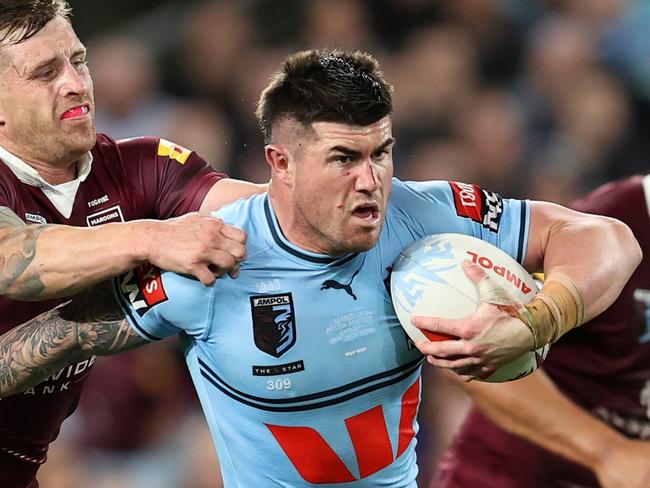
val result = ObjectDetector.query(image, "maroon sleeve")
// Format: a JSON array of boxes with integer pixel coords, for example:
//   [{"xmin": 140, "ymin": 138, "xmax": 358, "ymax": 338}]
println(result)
[
  {"xmin": 570, "ymin": 175, "xmax": 648, "ymax": 245},
  {"xmin": 570, "ymin": 175, "xmax": 644, "ymax": 221},
  {"xmin": 114, "ymin": 136, "xmax": 227, "ymax": 218}
]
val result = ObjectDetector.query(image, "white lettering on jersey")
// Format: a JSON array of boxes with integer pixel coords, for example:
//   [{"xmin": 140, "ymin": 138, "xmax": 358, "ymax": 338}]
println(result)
[
  {"xmin": 87, "ymin": 205, "xmax": 124, "ymax": 226},
  {"xmin": 120, "ymin": 270, "xmax": 148, "ymax": 311},
  {"xmin": 25, "ymin": 213, "xmax": 47, "ymax": 224},
  {"xmin": 87, "ymin": 195, "xmax": 109, "ymax": 208}
]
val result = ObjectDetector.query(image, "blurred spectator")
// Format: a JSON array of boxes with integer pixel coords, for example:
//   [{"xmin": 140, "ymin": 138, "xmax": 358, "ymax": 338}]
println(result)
[
  {"xmin": 600, "ymin": 0, "xmax": 650, "ymax": 100},
  {"xmin": 454, "ymin": 88, "xmax": 528, "ymax": 196},
  {"xmin": 163, "ymin": 100, "xmax": 234, "ymax": 173},
  {"xmin": 395, "ymin": 140, "xmax": 478, "ymax": 184},
  {"xmin": 90, "ymin": 34, "xmax": 179, "ymax": 139},
  {"xmin": 524, "ymin": 17, "xmax": 597, "ymax": 119},
  {"xmin": 438, "ymin": 0, "xmax": 523, "ymax": 84},
  {"xmin": 303, "ymin": 0, "xmax": 376, "ymax": 50},
  {"xmin": 388, "ymin": 25, "xmax": 478, "ymax": 156},
  {"xmin": 172, "ymin": 0, "xmax": 255, "ymax": 99}
]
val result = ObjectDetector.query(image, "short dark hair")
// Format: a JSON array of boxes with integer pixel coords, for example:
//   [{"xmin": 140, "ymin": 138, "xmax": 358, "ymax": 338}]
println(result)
[
  {"xmin": 256, "ymin": 49, "xmax": 393, "ymax": 144},
  {"xmin": 0, "ymin": 0, "xmax": 71, "ymax": 46}
]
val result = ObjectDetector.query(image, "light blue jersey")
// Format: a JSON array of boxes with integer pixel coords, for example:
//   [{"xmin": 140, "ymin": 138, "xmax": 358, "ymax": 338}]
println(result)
[{"xmin": 113, "ymin": 179, "xmax": 530, "ymax": 487}]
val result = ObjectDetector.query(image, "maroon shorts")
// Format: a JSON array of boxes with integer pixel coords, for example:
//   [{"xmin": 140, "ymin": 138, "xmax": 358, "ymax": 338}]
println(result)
[{"xmin": 0, "ymin": 450, "xmax": 39, "ymax": 488}]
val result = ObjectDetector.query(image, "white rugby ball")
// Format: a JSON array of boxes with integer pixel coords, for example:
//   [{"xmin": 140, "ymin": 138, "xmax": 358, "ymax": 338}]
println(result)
[{"xmin": 391, "ymin": 233, "xmax": 549, "ymax": 382}]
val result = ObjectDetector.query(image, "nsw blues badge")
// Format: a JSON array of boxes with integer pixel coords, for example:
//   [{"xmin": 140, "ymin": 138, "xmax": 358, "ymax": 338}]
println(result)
[{"xmin": 250, "ymin": 293, "xmax": 296, "ymax": 358}]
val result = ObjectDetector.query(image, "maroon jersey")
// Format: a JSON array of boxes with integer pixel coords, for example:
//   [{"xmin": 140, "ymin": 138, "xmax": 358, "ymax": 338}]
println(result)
[
  {"xmin": 0, "ymin": 134, "xmax": 225, "ymax": 487},
  {"xmin": 433, "ymin": 175, "xmax": 650, "ymax": 488}
]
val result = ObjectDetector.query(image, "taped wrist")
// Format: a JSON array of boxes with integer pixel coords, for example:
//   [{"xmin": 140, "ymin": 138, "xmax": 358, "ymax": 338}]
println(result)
[{"xmin": 519, "ymin": 276, "xmax": 584, "ymax": 349}]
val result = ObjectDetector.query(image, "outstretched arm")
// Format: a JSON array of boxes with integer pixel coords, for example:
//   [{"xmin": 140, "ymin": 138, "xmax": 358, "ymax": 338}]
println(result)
[
  {"xmin": 0, "ymin": 281, "xmax": 146, "ymax": 398},
  {"xmin": 446, "ymin": 370, "xmax": 650, "ymax": 488},
  {"xmin": 0, "ymin": 181, "xmax": 254, "ymax": 300}
]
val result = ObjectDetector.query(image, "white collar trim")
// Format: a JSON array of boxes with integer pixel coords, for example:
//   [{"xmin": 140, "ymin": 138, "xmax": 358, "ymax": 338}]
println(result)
[
  {"xmin": 0, "ymin": 144, "xmax": 92, "ymax": 189},
  {"xmin": 0, "ymin": 145, "xmax": 93, "ymax": 219}
]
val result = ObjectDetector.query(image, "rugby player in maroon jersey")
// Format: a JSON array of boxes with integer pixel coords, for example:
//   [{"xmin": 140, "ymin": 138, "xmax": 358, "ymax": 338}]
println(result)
[
  {"xmin": 0, "ymin": 2, "xmax": 262, "ymax": 486},
  {"xmin": 432, "ymin": 175, "xmax": 650, "ymax": 488}
]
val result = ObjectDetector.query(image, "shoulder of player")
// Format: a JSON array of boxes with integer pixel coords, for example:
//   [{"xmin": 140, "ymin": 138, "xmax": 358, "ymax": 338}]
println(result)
[
  {"xmin": 95, "ymin": 134, "xmax": 183, "ymax": 160},
  {"xmin": 94, "ymin": 133, "xmax": 158, "ymax": 157},
  {"xmin": 571, "ymin": 175, "xmax": 645, "ymax": 222},
  {"xmin": 389, "ymin": 178, "xmax": 451, "ymax": 204},
  {"xmin": 212, "ymin": 192, "xmax": 267, "ymax": 233},
  {"xmin": 386, "ymin": 178, "xmax": 457, "ymax": 220}
]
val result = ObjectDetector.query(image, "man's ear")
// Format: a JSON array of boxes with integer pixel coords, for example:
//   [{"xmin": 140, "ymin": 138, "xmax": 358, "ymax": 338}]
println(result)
[{"xmin": 264, "ymin": 144, "xmax": 293, "ymax": 184}]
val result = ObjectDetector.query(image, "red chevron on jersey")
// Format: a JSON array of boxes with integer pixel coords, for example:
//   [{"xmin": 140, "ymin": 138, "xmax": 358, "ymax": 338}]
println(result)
[{"xmin": 265, "ymin": 379, "xmax": 420, "ymax": 483}]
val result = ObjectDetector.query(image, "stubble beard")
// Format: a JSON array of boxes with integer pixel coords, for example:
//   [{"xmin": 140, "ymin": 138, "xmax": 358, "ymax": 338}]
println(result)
[{"xmin": 37, "ymin": 123, "xmax": 96, "ymax": 166}]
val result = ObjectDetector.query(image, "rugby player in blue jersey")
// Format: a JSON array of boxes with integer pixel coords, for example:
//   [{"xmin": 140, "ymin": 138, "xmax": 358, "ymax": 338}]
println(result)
[{"xmin": 0, "ymin": 49, "xmax": 640, "ymax": 487}]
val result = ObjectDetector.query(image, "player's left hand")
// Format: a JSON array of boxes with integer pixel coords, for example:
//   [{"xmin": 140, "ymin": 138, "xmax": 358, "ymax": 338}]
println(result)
[{"xmin": 411, "ymin": 260, "xmax": 535, "ymax": 381}]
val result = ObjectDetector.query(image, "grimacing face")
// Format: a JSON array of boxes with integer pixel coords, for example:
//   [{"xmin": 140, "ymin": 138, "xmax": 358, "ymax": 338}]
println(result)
[
  {"xmin": 0, "ymin": 15, "xmax": 95, "ymax": 166},
  {"xmin": 289, "ymin": 116, "xmax": 395, "ymax": 255}
]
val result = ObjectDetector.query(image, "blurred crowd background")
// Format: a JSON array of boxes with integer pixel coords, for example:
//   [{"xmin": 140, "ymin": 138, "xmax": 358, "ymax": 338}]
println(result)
[{"xmin": 39, "ymin": 0, "xmax": 647, "ymax": 486}]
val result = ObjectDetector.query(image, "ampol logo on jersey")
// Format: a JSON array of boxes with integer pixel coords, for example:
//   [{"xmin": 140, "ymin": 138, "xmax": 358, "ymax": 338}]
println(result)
[{"xmin": 250, "ymin": 293, "xmax": 296, "ymax": 358}]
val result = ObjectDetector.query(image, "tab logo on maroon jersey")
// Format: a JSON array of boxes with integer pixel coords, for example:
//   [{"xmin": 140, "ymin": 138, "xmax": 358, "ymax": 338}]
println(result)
[
  {"xmin": 86, "ymin": 205, "xmax": 124, "ymax": 227},
  {"xmin": 450, "ymin": 181, "xmax": 503, "ymax": 232},
  {"xmin": 158, "ymin": 138, "xmax": 192, "ymax": 165},
  {"xmin": 119, "ymin": 264, "xmax": 168, "ymax": 317}
]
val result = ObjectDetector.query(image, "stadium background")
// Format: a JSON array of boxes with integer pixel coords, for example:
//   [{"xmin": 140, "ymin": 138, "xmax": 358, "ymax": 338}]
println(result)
[{"xmin": 39, "ymin": 0, "xmax": 647, "ymax": 486}]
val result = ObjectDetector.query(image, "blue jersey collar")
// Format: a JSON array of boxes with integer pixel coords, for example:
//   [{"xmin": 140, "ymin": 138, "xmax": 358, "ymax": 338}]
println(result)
[{"xmin": 263, "ymin": 195, "xmax": 359, "ymax": 266}]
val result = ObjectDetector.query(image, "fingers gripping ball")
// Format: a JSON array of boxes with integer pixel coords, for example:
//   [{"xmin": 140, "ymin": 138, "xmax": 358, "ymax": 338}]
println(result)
[{"xmin": 390, "ymin": 233, "xmax": 550, "ymax": 382}]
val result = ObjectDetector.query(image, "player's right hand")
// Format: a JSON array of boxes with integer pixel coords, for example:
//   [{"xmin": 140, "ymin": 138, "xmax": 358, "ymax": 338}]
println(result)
[
  {"xmin": 142, "ymin": 213, "xmax": 246, "ymax": 285},
  {"xmin": 413, "ymin": 261, "xmax": 535, "ymax": 381}
]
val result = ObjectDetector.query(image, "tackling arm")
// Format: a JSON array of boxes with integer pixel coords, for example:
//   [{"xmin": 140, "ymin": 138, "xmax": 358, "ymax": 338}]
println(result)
[
  {"xmin": 0, "ymin": 205, "xmax": 162, "ymax": 300},
  {"xmin": 448, "ymin": 370, "xmax": 650, "ymax": 488},
  {"xmin": 199, "ymin": 178, "xmax": 267, "ymax": 213},
  {"xmin": 0, "ymin": 281, "xmax": 146, "ymax": 398},
  {"xmin": 0, "ymin": 178, "xmax": 257, "ymax": 300}
]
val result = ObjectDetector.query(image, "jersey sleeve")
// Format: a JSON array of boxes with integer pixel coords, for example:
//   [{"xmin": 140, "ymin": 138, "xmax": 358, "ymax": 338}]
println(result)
[
  {"xmin": 112, "ymin": 263, "xmax": 214, "ymax": 342},
  {"xmin": 570, "ymin": 175, "xmax": 645, "ymax": 221},
  {"xmin": 116, "ymin": 137, "xmax": 227, "ymax": 218},
  {"xmin": 390, "ymin": 179, "xmax": 531, "ymax": 263}
]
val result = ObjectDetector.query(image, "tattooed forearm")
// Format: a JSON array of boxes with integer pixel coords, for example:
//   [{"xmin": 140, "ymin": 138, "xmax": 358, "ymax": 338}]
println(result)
[
  {"xmin": 0, "ymin": 281, "xmax": 146, "ymax": 398},
  {"xmin": 0, "ymin": 310, "xmax": 84, "ymax": 397},
  {"xmin": 59, "ymin": 281, "xmax": 146, "ymax": 354},
  {"xmin": 0, "ymin": 206, "xmax": 46, "ymax": 298}
]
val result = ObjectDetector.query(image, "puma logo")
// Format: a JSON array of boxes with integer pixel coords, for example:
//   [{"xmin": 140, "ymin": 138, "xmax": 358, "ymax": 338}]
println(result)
[{"xmin": 321, "ymin": 269, "xmax": 360, "ymax": 300}]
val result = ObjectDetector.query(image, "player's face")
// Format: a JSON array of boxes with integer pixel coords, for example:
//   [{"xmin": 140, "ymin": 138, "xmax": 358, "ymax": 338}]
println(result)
[
  {"xmin": 292, "ymin": 116, "xmax": 394, "ymax": 254},
  {"xmin": 0, "ymin": 16, "xmax": 95, "ymax": 166}
]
